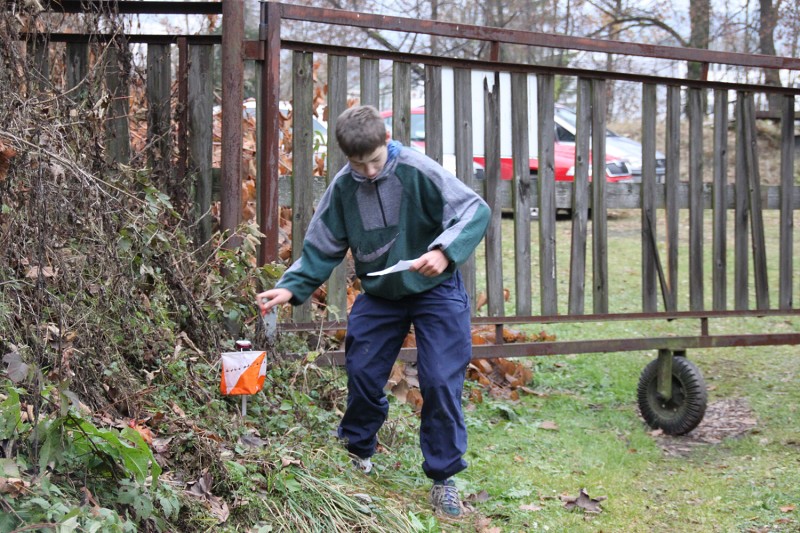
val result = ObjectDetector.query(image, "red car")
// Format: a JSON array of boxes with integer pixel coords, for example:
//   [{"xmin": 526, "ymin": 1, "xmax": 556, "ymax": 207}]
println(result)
[{"xmin": 382, "ymin": 107, "xmax": 632, "ymax": 183}]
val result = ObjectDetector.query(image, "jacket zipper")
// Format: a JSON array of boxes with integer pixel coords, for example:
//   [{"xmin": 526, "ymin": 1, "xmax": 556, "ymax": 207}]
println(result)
[{"xmin": 375, "ymin": 181, "xmax": 387, "ymax": 226}]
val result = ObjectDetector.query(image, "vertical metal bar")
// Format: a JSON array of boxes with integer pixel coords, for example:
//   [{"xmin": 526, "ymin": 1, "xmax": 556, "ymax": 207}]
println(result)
[
  {"xmin": 712, "ymin": 89, "xmax": 728, "ymax": 310},
  {"xmin": 538, "ymin": 74, "xmax": 557, "ymax": 316},
  {"xmin": 511, "ymin": 72, "xmax": 532, "ymax": 316},
  {"xmin": 641, "ymin": 83, "xmax": 657, "ymax": 312},
  {"xmin": 665, "ymin": 86, "xmax": 681, "ymax": 312},
  {"xmin": 779, "ymin": 95, "xmax": 795, "ymax": 310},
  {"xmin": 656, "ymin": 348, "xmax": 673, "ymax": 401},
  {"xmin": 569, "ymin": 77, "xmax": 591, "ymax": 315},
  {"xmin": 177, "ymin": 37, "xmax": 189, "ymax": 183},
  {"xmin": 258, "ymin": 1, "xmax": 282, "ymax": 265},
  {"xmin": 221, "ymin": 0, "xmax": 245, "ymax": 248},
  {"xmin": 424, "ymin": 65, "xmax": 443, "ymax": 165},
  {"xmin": 454, "ymin": 68, "xmax": 477, "ymax": 312},
  {"xmin": 591, "ymin": 78, "xmax": 608, "ymax": 314},
  {"xmin": 688, "ymin": 88, "xmax": 704, "ymax": 311}
]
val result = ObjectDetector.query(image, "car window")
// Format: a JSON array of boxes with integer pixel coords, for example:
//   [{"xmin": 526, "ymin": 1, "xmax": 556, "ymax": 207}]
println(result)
[
  {"xmin": 556, "ymin": 124, "xmax": 575, "ymax": 143},
  {"xmin": 410, "ymin": 114, "xmax": 425, "ymax": 141}
]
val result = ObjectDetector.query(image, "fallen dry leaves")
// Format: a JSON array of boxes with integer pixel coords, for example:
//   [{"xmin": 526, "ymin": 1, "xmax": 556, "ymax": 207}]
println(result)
[
  {"xmin": 561, "ymin": 488, "xmax": 606, "ymax": 514},
  {"xmin": 186, "ymin": 471, "xmax": 230, "ymax": 524}
]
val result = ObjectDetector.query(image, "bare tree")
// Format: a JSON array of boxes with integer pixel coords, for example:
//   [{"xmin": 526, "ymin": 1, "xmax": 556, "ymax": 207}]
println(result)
[{"xmin": 758, "ymin": 0, "xmax": 783, "ymax": 114}]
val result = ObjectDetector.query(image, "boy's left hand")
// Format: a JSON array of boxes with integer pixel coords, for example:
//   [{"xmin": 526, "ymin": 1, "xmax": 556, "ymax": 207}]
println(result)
[{"xmin": 410, "ymin": 249, "xmax": 449, "ymax": 277}]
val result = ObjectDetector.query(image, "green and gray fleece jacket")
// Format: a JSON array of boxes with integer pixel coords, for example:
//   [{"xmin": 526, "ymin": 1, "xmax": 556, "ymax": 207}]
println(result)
[{"xmin": 276, "ymin": 141, "xmax": 491, "ymax": 303}]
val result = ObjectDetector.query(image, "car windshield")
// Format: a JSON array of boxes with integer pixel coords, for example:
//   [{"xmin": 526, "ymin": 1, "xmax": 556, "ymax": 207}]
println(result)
[{"xmin": 555, "ymin": 106, "xmax": 620, "ymax": 138}]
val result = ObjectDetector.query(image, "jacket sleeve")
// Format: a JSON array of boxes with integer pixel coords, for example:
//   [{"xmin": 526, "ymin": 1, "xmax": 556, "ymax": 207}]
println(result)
[
  {"xmin": 425, "ymin": 167, "xmax": 490, "ymax": 267},
  {"xmin": 275, "ymin": 182, "xmax": 349, "ymax": 305}
]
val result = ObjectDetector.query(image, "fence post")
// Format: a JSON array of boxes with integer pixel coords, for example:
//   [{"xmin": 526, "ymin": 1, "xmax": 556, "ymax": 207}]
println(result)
[
  {"xmin": 221, "ymin": 0, "xmax": 244, "ymax": 249},
  {"xmin": 291, "ymin": 50, "xmax": 315, "ymax": 323},
  {"xmin": 511, "ymin": 72, "xmax": 532, "ymax": 316},
  {"xmin": 454, "ymin": 68, "xmax": 477, "ymax": 312},
  {"xmin": 712, "ymin": 89, "xmax": 728, "ymax": 310},
  {"xmin": 104, "ymin": 37, "xmax": 131, "ymax": 166},
  {"xmin": 258, "ymin": 1, "xmax": 282, "ymax": 265},
  {"xmin": 569, "ymin": 77, "xmax": 592, "ymax": 315},
  {"xmin": 326, "ymin": 54, "xmax": 349, "ymax": 319},
  {"xmin": 188, "ymin": 44, "xmax": 214, "ymax": 250},
  {"xmin": 779, "ymin": 95, "xmax": 795, "ymax": 310},
  {"xmin": 538, "ymin": 74, "xmax": 557, "ymax": 316},
  {"xmin": 665, "ymin": 86, "xmax": 681, "ymax": 312},
  {"xmin": 641, "ymin": 83, "xmax": 658, "ymax": 312},
  {"xmin": 146, "ymin": 44, "xmax": 173, "ymax": 189},
  {"xmin": 688, "ymin": 88, "xmax": 704, "ymax": 311},
  {"xmin": 484, "ymin": 74, "xmax": 504, "ymax": 319},
  {"xmin": 591, "ymin": 79, "xmax": 608, "ymax": 314}
]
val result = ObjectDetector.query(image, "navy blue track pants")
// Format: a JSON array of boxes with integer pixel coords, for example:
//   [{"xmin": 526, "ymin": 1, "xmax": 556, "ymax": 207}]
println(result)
[{"xmin": 338, "ymin": 271, "xmax": 472, "ymax": 481}]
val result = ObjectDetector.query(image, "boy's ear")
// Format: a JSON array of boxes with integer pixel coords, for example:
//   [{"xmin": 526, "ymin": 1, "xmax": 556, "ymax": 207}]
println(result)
[{"xmin": 385, "ymin": 130, "xmax": 391, "ymax": 143}]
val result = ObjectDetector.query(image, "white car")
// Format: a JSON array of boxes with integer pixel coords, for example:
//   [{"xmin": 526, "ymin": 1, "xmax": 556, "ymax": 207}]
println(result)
[{"xmin": 554, "ymin": 104, "xmax": 666, "ymax": 183}]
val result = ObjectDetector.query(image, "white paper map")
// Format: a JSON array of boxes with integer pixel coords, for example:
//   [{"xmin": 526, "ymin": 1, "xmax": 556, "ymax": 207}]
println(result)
[{"xmin": 367, "ymin": 259, "xmax": 415, "ymax": 276}]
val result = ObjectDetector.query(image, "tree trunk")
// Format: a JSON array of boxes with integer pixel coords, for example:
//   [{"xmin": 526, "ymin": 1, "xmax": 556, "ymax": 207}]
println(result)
[
  {"xmin": 759, "ymin": 0, "xmax": 783, "ymax": 115},
  {"xmin": 688, "ymin": 0, "xmax": 710, "ymax": 112}
]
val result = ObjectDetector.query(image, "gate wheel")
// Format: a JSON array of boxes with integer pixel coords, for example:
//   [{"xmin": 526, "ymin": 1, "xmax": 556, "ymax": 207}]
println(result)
[{"xmin": 637, "ymin": 355, "xmax": 708, "ymax": 436}]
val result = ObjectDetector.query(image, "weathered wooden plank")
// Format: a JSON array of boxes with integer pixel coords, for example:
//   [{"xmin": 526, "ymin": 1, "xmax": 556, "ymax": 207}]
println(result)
[
  {"xmin": 146, "ymin": 44, "xmax": 172, "ymax": 179},
  {"xmin": 538, "ymin": 74, "xmax": 557, "ymax": 315},
  {"xmin": 591, "ymin": 79, "xmax": 608, "ymax": 314},
  {"xmin": 27, "ymin": 37, "xmax": 49, "ymax": 91},
  {"xmin": 484, "ymin": 75, "xmax": 505, "ymax": 318},
  {"xmin": 391, "ymin": 62, "xmax": 411, "ymax": 145},
  {"xmin": 688, "ymin": 88, "xmax": 704, "ymax": 311},
  {"xmin": 104, "ymin": 39, "xmax": 131, "ymax": 165},
  {"xmin": 734, "ymin": 93, "xmax": 749, "ymax": 310},
  {"xmin": 665, "ymin": 86, "xmax": 681, "ymax": 311},
  {"xmin": 641, "ymin": 83, "xmax": 658, "ymax": 312},
  {"xmin": 188, "ymin": 44, "xmax": 214, "ymax": 249},
  {"xmin": 712, "ymin": 89, "xmax": 728, "ymax": 310},
  {"xmin": 424, "ymin": 65, "xmax": 443, "ymax": 165},
  {"xmin": 326, "ymin": 54, "xmax": 349, "ymax": 318},
  {"xmin": 569, "ymin": 77, "xmax": 591, "ymax": 315},
  {"xmin": 454, "ymin": 68, "xmax": 478, "ymax": 311},
  {"xmin": 743, "ymin": 94, "xmax": 770, "ymax": 310},
  {"xmin": 511, "ymin": 72, "xmax": 532, "ymax": 316},
  {"xmin": 65, "ymin": 42, "xmax": 88, "ymax": 101},
  {"xmin": 360, "ymin": 58, "xmax": 380, "ymax": 108},
  {"xmin": 292, "ymin": 50, "xmax": 315, "ymax": 322},
  {"xmin": 779, "ymin": 95, "xmax": 795, "ymax": 310}
]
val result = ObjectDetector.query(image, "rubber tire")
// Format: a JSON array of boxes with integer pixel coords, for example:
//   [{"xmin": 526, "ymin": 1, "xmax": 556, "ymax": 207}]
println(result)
[{"xmin": 637, "ymin": 355, "xmax": 708, "ymax": 436}]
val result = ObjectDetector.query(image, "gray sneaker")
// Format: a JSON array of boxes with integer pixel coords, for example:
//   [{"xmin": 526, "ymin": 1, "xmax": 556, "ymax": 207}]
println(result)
[
  {"xmin": 352, "ymin": 456, "xmax": 372, "ymax": 474},
  {"xmin": 429, "ymin": 479, "xmax": 463, "ymax": 517}
]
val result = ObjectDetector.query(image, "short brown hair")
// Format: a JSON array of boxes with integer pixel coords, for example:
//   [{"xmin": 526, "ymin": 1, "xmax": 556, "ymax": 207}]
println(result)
[{"xmin": 334, "ymin": 105, "xmax": 387, "ymax": 157}]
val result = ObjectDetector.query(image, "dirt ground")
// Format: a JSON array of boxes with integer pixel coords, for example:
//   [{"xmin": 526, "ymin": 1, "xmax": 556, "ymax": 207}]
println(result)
[{"xmin": 650, "ymin": 398, "xmax": 759, "ymax": 457}]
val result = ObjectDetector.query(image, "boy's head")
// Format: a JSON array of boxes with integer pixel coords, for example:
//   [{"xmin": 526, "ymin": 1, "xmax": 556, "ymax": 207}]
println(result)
[{"xmin": 336, "ymin": 105, "xmax": 391, "ymax": 179}]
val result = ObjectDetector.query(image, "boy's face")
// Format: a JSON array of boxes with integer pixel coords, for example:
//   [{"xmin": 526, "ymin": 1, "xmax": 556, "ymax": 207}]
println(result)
[{"xmin": 347, "ymin": 132, "xmax": 390, "ymax": 179}]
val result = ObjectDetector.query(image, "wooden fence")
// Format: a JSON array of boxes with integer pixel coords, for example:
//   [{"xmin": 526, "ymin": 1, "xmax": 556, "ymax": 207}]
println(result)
[{"xmin": 256, "ymin": 3, "xmax": 800, "ymax": 355}]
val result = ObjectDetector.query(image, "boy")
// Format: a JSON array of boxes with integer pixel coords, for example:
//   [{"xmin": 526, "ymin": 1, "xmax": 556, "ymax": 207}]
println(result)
[{"xmin": 257, "ymin": 105, "xmax": 490, "ymax": 517}]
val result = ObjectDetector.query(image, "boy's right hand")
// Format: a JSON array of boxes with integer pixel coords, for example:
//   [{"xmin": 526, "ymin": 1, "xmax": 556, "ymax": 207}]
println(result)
[{"xmin": 257, "ymin": 288, "xmax": 293, "ymax": 315}]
